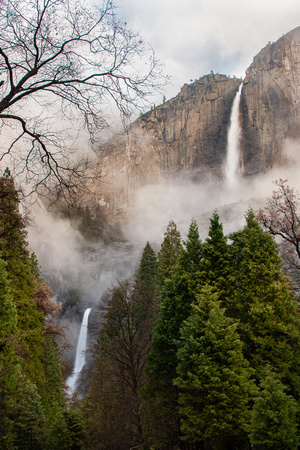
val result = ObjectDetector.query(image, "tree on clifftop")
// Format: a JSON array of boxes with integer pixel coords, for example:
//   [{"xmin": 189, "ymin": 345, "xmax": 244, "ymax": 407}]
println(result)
[{"xmin": 0, "ymin": 0, "xmax": 164, "ymax": 199}]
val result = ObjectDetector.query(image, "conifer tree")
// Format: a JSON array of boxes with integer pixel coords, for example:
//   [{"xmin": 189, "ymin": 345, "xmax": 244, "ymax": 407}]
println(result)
[
  {"xmin": 142, "ymin": 219, "xmax": 203, "ymax": 447},
  {"xmin": 0, "ymin": 171, "xmax": 44, "ymax": 386},
  {"xmin": 181, "ymin": 218, "xmax": 203, "ymax": 278},
  {"xmin": 250, "ymin": 369, "xmax": 299, "ymax": 449},
  {"xmin": 136, "ymin": 241, "xmax": 159, "ymax": 294},
  {"xmin": 158, "ymin": 220, "xmax": 182, "ymax": 287},
  {"xmin": 199, "ymin": 212, "xmax": 232, "ymax": 303},
  {"xmin": 229, "ymin": 210, "xmax": 300, "ymax": 397},
  {"xmin": 175, "ymin": 285, "xmax": 254, "ymax": 449},
  {"xmin": 0, "ymin": 171, "xmax": 67, "ymax": 447},
  {"xmin": 0, "ymin": 258, "xmax": 20, "ymax": 447}
]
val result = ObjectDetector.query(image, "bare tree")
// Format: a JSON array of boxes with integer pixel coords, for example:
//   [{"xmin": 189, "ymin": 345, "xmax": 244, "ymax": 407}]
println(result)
[
  {"xmin": 0, "ymin": 0, "xmax": 163, "ymax": 198},
  {"xmin": 256, "ymin": 179, "xmax": 300, "ymax": 289}
]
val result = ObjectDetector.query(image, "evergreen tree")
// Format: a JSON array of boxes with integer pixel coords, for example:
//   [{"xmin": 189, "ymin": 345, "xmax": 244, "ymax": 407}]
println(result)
[
  {"xmin": 46, "ymin": 408, "xmax": 85, "ymax": 450},
  {"xmin": 158, "ymin": 220, "xmax": 182, "ymax": 287},
  {"xmin": 250, "ymin": 369, "xmax": 299, "ymax": 450},
  {"xmin": 0, "ymin": 258, "xmax": 20, "ymax": 448},
  {"xmin": 199, "ymin": 212, "xmax": 232, "ymax": 303},
  {"xmin": 12, "ymin": 373, "xmax": 46, "ymax": 450},
  {"xmin": 181, "ymin": 218, "xmax": 203, "ymax": 279},
  {"xmin": 0, "ymin": 171, "xmax": 45, "ymax": 387},
  {"xmin": 0, "ymin": 171, "xmax": 67, "ymax": 447},
  {"xmin": 136, "ymin": 241, "xmax": 159, "ymax": 295},
  {"xmin": 229, "ymin": 210, "xmax": 300, "ymax": 397},
  {"xmin": 175, "ymin": 285, "xmax": 254, "ymax": 449},
  {"xmin": 142, "ymin": 219, "xmax": 203, "ymax": 447}
]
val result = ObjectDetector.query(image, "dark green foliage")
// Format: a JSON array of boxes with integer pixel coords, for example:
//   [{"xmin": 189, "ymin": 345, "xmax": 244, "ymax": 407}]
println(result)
[
  {"xmin": 250, "ymin": 369, "xmax": 299, "ymax": 449},
  {"xmin": 158, "ymin": 220, "xmax": 182, "ymax": 286},
  {"xmin": 41, "ymin": 334, "xmax": 65, "ymax": 413},
  {"xmin": 0, "ymin": 172, "xmax": 44, "ymax": 386},
  {"xmin": 175, "ymin": 285, "xmax": 254, "ymax": 449},
  {"xmin": 30, "ymin": 252, "xmax": 42, "ymax": 282},
  {"xmin": 229, "ymin": 210, "xmax": 300, "ymax": 396},
  {"xmin": 136, "ymin": 241, "xmax": 159, "ymax": 293},
  {"xmin": 199, "ymin": 212, "xmax": 231, "ymax": 301},
  {"xmin": 46, "ymin": 408, "xmax": 85, "ymax": 450},
  {"xmin": 10, "ymin": 373, "xmax": 46, "ymax": 450},
  {"xmin": 0, "ymin": 258, "xmax": 20, "ymax": 448},
  {"xmin": 180, "ymin": 218, "xmax": 203, "ymax": 278},
  {"xmin": 0, "ymin": 172, "xmax": 67, "ymax": 448},
  {"xmin": 142, "ymin": 219, "xmax": 203, "ymax": 447},
  {"xmin": 83, "ymin": 356, "xmax": 141, "ymax": 449},
  {"xmin": 0, "ymin": 258, "xmax": 17, "ymax": 350},
  {"xmin": 141, "ymin": 276, "xmax": 182, "ymax": 447},
  {"xmin": 141, "ymin": 212, "xmax": 300, "ymax": 448}
]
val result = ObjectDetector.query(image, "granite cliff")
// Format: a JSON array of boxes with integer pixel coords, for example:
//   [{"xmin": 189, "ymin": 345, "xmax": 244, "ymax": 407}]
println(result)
[
  {"xmin": 89, "ymin": 26, "xmax": 300, "ymax": 224},
  {"xmin": 241, "ymin": 26, "xmax": 300, "ymax": 174}
]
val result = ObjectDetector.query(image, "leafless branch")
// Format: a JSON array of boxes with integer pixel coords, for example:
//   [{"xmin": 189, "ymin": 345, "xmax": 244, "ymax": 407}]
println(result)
[
  {"xmin": 256, "ymin": 179, "xmax": 300, "ymax": 290},
  {"xmin": 0, "ymin": 0, "xmax": 165, "ymax": 199}
]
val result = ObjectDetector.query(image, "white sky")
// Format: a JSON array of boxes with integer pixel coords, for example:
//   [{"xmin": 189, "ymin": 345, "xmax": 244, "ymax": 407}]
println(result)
[{"xmin": 115, "ymin": 0, "xmax": 300, "ymax": 103}]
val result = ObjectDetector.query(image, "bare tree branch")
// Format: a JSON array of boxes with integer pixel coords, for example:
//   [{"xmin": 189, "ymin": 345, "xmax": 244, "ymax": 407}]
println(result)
[
  {"xmin": 256, "ymin": 179, "xmax": 300, "ymax": 290},
  {"xmin": 0, "ymin": 0, "xmax": 165, "ymax": 200}
]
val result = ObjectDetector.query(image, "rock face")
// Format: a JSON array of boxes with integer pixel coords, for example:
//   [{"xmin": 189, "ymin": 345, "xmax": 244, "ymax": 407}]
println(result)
[
  {"xmin": 241, "ymin": 26, "xmax": 300, "ymax": 174},
  {"xmin": 93, "ymin": 74, "xmax": 242, "ymax": 222},
  {"xmin": 91, "ymin": 27, "xmax": 300, "ymax": 224}
]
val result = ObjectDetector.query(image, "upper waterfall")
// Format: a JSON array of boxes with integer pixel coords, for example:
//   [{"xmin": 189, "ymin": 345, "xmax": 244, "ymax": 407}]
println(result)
[{"xmin": 224, "ymin": 83, "xmax": 243, "ymax": 187}]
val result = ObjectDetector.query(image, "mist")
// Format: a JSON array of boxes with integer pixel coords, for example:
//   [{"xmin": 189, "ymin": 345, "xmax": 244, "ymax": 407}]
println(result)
[
  {"xmin": 25, "ymin": 128, "xmax": 300, "ymax": 367},
  {"xmin": 28, "ymin": 136, "xmax": 300, "ymax": 299}
]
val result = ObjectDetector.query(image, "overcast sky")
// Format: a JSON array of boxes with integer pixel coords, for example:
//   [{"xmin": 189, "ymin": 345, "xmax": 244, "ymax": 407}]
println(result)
[{"xmin": 116, "ymin": 0, "xmax": 300, "ymax": 104}]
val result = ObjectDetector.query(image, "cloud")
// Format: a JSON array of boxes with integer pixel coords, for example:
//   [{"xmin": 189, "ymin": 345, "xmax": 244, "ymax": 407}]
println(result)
[{"xmin": 116, "ymin": 0, "xmax": 300, "ymax": 101}]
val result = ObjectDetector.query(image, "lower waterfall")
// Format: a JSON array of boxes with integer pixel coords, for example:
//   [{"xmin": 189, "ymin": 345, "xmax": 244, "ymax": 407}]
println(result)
[{"xmin": 66, "ymin": 307, "xmax": 92, "ymax": 394}]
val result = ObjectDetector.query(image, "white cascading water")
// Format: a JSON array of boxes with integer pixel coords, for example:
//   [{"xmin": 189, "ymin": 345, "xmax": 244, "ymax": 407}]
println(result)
[
  {"xmin": 66, "ymin": 307, "xmax": 92, "ymax": 393},
  {"xmin": 224, "ymin": 83, "xmax": 243, "ymax": 187}
]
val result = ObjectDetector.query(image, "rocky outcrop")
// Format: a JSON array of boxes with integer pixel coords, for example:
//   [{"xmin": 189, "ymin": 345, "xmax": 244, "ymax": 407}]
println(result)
[{"xmin": 241, "ymin": 26, "xmax": 300, "ymax": 174}]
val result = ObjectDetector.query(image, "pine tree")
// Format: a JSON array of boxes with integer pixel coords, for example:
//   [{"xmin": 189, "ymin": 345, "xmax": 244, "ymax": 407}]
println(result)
[
  {"xmin": 46, "ymin": 408, "xmax": 85, "ymax": 450},
  {"xmin": 229, "ymin": 210, "xmax": 300, "ymax": 397},
  {"xmin": 0, "ymin": 171, "xmax": 67, "ymax": 447},
  {"xmin": 181, "ymin": 218, "xmax": 203, "ymax": 279},
  {"xmin": 158, "ymin": 220, "xmax": 182, "ymax": 287},
  {"xmin": 0, "ymin": 172, "xmax": 44, "ymax": 387},
  {"xmin": 0, "ymin": 257, "xmax": 20, "ymax": 448},
  {"xmin": 199, "ymin": 212, "xmax": 232, "ymax": 303},
  {"xmin": 136, "ymin": 241, "xmax": 158, "ymax": 294},
  {"xmin": 142, "ymin": 220, "xmax": 203, "ymax": 447},
  {"xmin": 175, "ymin": 285, "xmax": 254, "ymax": 449},
  {"xmin": 250, "ymin": 369, "xmax": 299, "ymax": 450}
]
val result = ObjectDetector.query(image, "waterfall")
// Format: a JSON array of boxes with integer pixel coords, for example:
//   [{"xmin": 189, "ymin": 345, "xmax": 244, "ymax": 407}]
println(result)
[
  {"xmin": 66, "ymin": 307, "xmax": 92, "ymax": 393},
  {"xmin": 224, "ymin": 83, "xmax": 243, "ymax": 187}
]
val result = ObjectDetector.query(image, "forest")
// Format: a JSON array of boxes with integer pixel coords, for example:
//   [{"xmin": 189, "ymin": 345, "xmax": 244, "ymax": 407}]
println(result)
[
  {"xmin": 1, "ymin": 170, "xmax": 300, "ymax": 450},
  {"xmin": 0, "ymin": 0, "xmax": 299, "ymax": 448}
]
